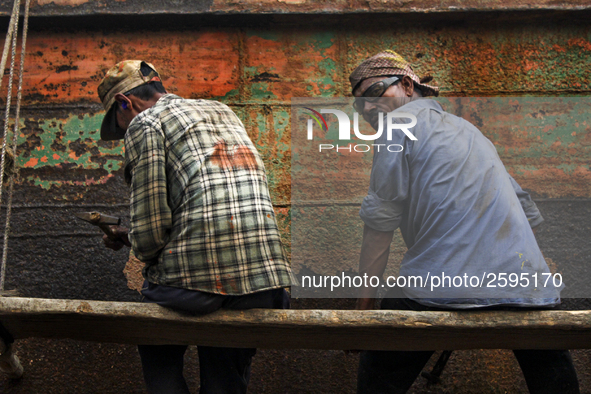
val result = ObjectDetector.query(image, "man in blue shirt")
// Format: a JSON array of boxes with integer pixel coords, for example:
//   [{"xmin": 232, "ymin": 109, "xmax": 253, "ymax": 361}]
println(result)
[{"xmin": 350, "ymin": 50, "xmax": 579, "ymax": 393}]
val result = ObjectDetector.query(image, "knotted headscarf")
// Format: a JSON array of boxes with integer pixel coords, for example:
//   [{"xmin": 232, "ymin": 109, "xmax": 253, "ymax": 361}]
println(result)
[{"xmin": 349, "ymin": 50, "xmax": 439, "ymax": 97}]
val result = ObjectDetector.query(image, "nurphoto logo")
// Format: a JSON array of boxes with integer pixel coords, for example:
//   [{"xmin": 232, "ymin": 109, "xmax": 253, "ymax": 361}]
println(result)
[{"xmin": 305, "ymin": 107, "xmax": 418, "ymax": 153}]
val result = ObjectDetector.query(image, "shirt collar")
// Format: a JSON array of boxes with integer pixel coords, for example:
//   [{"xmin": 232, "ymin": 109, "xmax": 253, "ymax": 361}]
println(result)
[
  {"xmin": 399, "ymin": 98, "xmax": 443, "ymax": 112},
  {"xmin": 155, "ymin": 93, "xmax": 182, "ymax": 105}
]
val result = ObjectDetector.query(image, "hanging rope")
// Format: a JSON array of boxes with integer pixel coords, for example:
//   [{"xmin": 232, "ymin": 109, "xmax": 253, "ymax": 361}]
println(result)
[
  {"xmin": 0, "ymin": 1, "xmax": 21, "ymax": 209},
  {"xmin": 0, "ymin": 0, "xmax": 20, "ymax": 97},
  {"xmin": 0, "ymin": 0, "xmax": 31, "ymax": 292}
]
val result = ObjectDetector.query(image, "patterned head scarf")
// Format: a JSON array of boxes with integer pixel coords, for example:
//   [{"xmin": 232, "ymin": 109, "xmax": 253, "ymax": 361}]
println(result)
[{"xmin": 349, "ymin": 50, "xmax": 439, "ymax": 97}]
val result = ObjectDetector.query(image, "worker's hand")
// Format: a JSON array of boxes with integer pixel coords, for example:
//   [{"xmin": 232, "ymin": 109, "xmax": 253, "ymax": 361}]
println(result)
[{"xmin": 102, "ymin": 225, "xmax": 131, "ymax": 251}]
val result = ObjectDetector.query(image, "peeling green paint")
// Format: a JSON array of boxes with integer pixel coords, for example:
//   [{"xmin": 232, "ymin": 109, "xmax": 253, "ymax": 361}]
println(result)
[
  {"xmin": 212, "ymin": 88, "xmax": 240, "ymax": 102},
  {"xmin": 250, "ymin": 82, "xmax": 279, "ymax": 100},
  {"xmin": 18, "ymin": 113, "xmax": 123, "ymax": 172},
  {"xmin": 243, "ymin": 66, "xmax": 279, "ymax": 100},
  {"xmin": 309, "ymin": 31, "xmax": 335, "ymax": 50},
  {"xmin": 316, "ymin": 58, "xmax": 337, "ymax": 96}
]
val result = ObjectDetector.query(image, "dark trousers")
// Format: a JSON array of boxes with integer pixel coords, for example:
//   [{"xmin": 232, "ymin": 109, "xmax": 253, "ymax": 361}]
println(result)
[
  {"xmin": 357, "ymin": 296, "xmax": 580, "ymax": 394},
  {"xmin": 138, "ymin": 282, "xmax": 290, "ymax": 394}
]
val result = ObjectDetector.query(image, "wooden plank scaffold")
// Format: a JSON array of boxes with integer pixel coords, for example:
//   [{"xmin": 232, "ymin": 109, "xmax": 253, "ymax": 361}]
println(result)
[{"xmin": 1, "ymin": 297, "xmax": 591, "ymax": 350}]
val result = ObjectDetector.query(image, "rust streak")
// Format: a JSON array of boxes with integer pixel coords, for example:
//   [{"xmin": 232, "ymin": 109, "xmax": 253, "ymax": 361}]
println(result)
[{"xmin": 210, "ymin": 141, "xmax": 259, "ymax": 171}]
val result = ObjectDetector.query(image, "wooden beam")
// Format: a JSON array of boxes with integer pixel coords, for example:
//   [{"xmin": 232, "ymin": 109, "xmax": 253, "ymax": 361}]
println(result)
[{"xmin": 0, "ymin": 297, "xmax": 590, "ymax": 351}]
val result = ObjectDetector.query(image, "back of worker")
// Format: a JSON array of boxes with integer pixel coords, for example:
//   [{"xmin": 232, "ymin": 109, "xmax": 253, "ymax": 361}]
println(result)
[{"xmin": 125, "ymin": 94, "xmax": 292, "ymax": 296}]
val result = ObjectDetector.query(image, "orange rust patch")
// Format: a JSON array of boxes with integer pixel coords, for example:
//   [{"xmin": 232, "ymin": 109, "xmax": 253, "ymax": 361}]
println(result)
[
  {"xmin": 19, "ymin": 30, "xmax": 239, "ymax": 106},
  {"xmin": 210, "ymin": 141, "xmax": 259, "ymax": 171},
  {"xmin": 244, "ymin": 33, "xmax": 338, "ymax": 100},
  {"xmin": 567, "ymin": 38, "xmax": 591, "ymax": 51},
  {"xmin": 24, "ymin": 158, "xmax": 38, "ymax": 168}
]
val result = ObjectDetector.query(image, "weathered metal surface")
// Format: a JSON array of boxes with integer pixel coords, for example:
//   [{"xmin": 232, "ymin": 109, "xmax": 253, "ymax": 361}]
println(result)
[
  {"xmin": 6, "ymin": 30, "xmax": 240, "ymax": 106},
  {"xmin": 2, "ymin": 297, "xmax": 591, "ymax": 350},
  {"xmin": 1, "ymin": 21, "xmax": 589, "ymax": 204},
  {"xmin": 2, "ymin": 24, "xmax": 590, "ymax": 107},
  {"xmin": 345, "ymin": 24, "xmax": 591, "ymax": 96},
  {"xmin": 0, "ymin": 0, "xmax": 590, "ymax": 16}
]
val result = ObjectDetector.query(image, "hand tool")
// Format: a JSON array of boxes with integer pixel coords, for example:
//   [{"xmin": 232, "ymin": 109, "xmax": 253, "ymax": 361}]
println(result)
[{"xmin": 74, "ymin": 212, "xmax": 121, "ymax": 240}]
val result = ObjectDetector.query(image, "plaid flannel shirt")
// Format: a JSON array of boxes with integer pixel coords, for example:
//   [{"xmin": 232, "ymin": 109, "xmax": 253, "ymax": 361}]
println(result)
[{"xmin": 124, "ymin": 94, "xmax": 292, "ymax": 295}]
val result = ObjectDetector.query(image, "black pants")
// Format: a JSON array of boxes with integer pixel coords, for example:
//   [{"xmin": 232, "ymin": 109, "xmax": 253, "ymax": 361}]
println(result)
[
  {"xmin": 138, "ymin": 282, "xmax": 290, "ymax": 394},
  {"xmin": 357, "ymin": 296, "xmax": 580, "ymax": 394}
]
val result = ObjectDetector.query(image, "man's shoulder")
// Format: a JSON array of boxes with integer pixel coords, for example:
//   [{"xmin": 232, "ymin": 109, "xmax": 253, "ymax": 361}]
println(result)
[
  {"xmin": 147, "ymin": 95, "xmax": 237, "ymax": 124},
  {"xmin": 401, "ymin": 98, "xmax": 444, "ymax": 113},
  {"xmin": 156, "ymin": 94, "xmax": 231, "ymax": 112},
  {"xmin": 404, "ymin": 98, "xmax": 474, "ymax": 133}
]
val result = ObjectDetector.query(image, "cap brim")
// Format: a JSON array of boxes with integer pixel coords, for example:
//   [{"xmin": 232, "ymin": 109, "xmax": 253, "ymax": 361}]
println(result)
[{"xmin": 100, "ymin": 106, "xmax": 127, "ymax": 141}]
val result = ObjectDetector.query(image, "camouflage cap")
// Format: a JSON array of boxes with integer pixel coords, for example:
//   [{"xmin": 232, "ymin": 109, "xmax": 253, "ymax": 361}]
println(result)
[
  {"xmin": 349, "ymin": 50, "xmax": 439, "ymax": 97},
  {"xmin": 97, "ymin": 60, "xmax": 161, "ymax": 140}
]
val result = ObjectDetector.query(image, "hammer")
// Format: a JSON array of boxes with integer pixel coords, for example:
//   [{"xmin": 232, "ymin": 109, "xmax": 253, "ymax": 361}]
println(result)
[{"xmin": 74, "ymin": 211, "xmax": 122, "ymax": 241}]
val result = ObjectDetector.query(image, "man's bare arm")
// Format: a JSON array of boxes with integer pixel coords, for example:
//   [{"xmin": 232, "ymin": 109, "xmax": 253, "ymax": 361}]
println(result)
[{"xmin": 357, "ymin": 224, "xmax": 394, "ymax": 310}]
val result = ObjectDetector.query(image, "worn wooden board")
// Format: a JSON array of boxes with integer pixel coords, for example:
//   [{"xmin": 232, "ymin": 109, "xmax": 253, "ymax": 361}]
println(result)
[{"xmin": 0, "ymin": 297, "xmax": 590, "ymax": 351}]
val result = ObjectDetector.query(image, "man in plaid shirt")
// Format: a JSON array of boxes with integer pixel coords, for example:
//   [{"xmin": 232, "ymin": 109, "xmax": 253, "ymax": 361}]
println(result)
[{"xmin": 97, "ymin": 60, "xmax": 292, "ymax": 394}]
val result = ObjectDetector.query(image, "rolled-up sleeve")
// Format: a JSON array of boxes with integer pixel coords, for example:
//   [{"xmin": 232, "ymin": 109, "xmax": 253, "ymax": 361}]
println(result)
[
  {"xmin": 507, "ymin": 174, "xmax": 544, "ymax": 228},
  {"xmin": 360, "ymin": 191, "xmax": 406, "ymax": 232},
  {"xmin": 360, "ymin": 136, "xmax": 411, "ymax": 232},
  {"xmin": 125, "ymin": 117, "xmax": 172, "ymax": 262}
]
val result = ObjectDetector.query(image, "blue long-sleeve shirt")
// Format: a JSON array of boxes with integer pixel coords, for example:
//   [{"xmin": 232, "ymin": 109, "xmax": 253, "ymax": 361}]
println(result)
[{"xmin": 360, "ymin": 99, "xmax": 561, "ymax": 308}]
